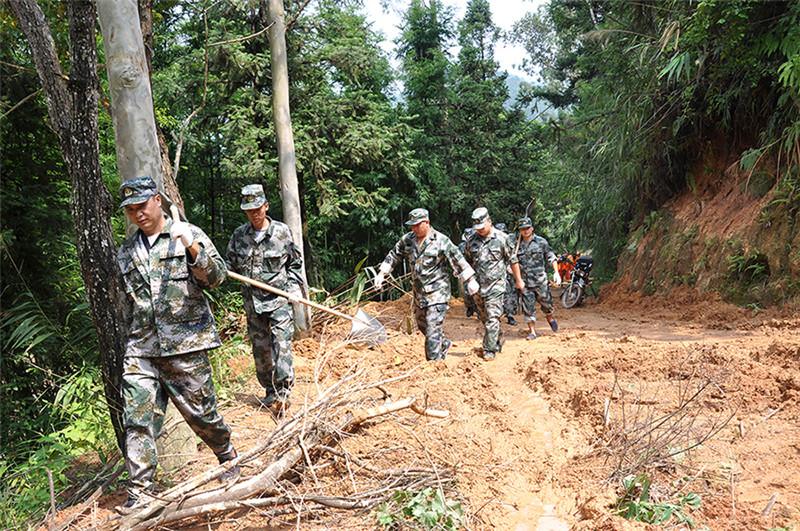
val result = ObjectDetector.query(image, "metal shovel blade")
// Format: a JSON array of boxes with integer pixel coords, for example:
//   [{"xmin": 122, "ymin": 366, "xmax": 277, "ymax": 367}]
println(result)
[{"xmin": 347, "ymin": 308, "xmax": 387, "ymax": 346}]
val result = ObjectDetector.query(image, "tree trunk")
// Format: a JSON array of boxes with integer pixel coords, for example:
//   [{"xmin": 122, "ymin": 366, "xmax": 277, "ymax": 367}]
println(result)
[
  {"xmin": 8, "ymin": 0, "xmax": 128, "ymax": 451},
  {"xmin": 96, "ymin": 0, "xmax": 164, "ymax": 194},
  {"xmin": 266, "ymin": 0, "xmax": 311, "ymax": 331},
  {"xmin": 138, "ymin": 0, "xmax": 185, "ymax": 215}
]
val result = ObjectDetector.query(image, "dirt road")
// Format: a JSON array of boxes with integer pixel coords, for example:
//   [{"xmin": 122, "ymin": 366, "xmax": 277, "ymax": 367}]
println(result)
[
  {"xmin": 65, "ymin": 291, "xmax": 799, "ymax": 530},
  {"xmin": 348, "ymin": 290, "xmax": 799, "ymax": 530}
]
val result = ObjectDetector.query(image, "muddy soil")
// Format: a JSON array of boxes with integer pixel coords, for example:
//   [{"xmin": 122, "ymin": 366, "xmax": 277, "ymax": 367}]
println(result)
[{"xmin": 57, "ymin": 289, "xmax": 799, "ymax": 530}]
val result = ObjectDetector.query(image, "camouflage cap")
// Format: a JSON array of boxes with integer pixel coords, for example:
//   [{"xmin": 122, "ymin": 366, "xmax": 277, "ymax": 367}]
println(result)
[
  {"xmin": 495, "ymin": 223, "xmax": 507, "ymax": 232},
  {"xmin": 518, "ymin": 216, "xmax": 533, "ymax": 229},
  {"xmin": 119, "ymin": 176, "xmax": 158, "ymax": 208},
  {"xmin": 240, "ymin": 184, "xmax": 267, "ymax": 210},
  {"xmin": 471, "ymin": 207, "xmax": 490, "ymax": 230},
  {"xmin": 404, "ymin": 208, "xmax": 429, "ymax": 226}
]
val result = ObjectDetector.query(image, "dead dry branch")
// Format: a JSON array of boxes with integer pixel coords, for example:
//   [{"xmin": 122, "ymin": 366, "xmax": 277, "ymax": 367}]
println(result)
[
  {"xmin": 595, "ymin": 360, "xmax": 735, "ymax": 483},
  {"xmin": 92, "ymin": 349, "xmax": 453, "ymax": 531}
]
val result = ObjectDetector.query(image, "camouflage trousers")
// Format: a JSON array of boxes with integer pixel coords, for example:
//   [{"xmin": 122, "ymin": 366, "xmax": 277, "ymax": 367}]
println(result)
[
  {"xmin": 475, "ymin": 293, "xmax": 504, "ymax": 354},
  {"xmin": 246, "ymin": 302, "xmax": 294, "ymax": 400},
  {"xmin": 413, "ymin": 303, "xmax": 449, "ymax": 360},
  {"xmin": 521, "ymin": 281, "xmax": 554, "ymax": 322},
  {"xmin": 122, "ymin": 351, "xmax": 234, "ymax": 493},
  {"xmin": 503, "ymin": 274, "xmax": 518, "ymax": 316}
]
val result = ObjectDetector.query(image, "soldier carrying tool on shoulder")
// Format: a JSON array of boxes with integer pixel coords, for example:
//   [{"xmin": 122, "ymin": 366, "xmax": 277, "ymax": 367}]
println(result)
[{"xmin": 115, "ymin": 176, "xmax": 239, "ymax": 513}]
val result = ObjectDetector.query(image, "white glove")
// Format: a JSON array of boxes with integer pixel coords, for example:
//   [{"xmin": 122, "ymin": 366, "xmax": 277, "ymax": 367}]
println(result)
[
  {"xmin": 374, "ymin": 272, "xmax": 385, "ymax": 290},
  {"xmin": 552, "ymin": 271, "xmax": 562, "ymax": 286},
  {"xmin": 170, "ymin": 220, "xmax": 194, "ymax": 247},
  {"xmin": 466, "ymin": 277, "xmax": 480, "ymax": 295}
]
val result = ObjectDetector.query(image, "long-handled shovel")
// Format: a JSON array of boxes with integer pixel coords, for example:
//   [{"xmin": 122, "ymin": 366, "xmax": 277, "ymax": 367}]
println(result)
[
  {"xmin": 168, "ymin": 203, "xmax": 386, "ymax": 346},
  {"xmin": 227, "ymin": 273, "xmax": 386, "ymax": 346}
]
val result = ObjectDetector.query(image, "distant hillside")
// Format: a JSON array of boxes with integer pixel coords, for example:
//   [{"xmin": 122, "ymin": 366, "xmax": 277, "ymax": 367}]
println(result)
[{"xmin": 505, "ymin": 73, "xmax": 554, "ymax": 120}]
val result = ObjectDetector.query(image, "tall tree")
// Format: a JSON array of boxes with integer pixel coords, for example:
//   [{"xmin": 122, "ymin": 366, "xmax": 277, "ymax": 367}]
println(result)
[
  {"xmin": 266, "ymin": 0, "xmax": 310, "ymax": 330},
  {"xmin": 95, "ymin": 0, "xmax": 198, "ymax": 467},
  {"xmin": 447, "ymin": 0, "xmax": 540, "ymax": 226},
  {"xmin": 397, "ymin": 0, "xmax": 455, "ymax": 222},
  {"xmin": 7, "ymin": 0, "xmax": 128, "ymax": 450}
]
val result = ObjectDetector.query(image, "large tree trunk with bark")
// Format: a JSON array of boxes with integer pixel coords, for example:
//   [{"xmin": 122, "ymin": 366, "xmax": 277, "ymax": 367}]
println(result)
[
  {"xmin": 267, "ymin": 0, "xmax": 311, "ymax": 331},
  {"xmin": 7, "ymin": 0, "xmax": 129, "ymax": 451},
  {"xmin": 137, "ymin": 0, "xmax": 185, "ymax": 214}
]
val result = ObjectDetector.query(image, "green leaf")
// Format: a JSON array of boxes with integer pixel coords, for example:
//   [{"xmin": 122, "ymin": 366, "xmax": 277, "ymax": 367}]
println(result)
[{"xmin": 683, "ymin": 492, "xmax": 702, "ymax": 509}]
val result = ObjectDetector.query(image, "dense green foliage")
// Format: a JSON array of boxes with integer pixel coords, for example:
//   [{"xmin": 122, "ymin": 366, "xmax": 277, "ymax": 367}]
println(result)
[
  {"xmin": 399, "ymin": 0, "xmax": 545, "ymax": 239},
  {"xmin": 514, "ymin": 0, "xmax": 800, "ymax": 271}
]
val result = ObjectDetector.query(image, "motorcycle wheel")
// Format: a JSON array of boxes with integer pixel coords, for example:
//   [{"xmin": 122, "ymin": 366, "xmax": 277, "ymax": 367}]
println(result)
[{"xmin": 561, "ymin": 283, "xmax": 583, "ymax": 309}]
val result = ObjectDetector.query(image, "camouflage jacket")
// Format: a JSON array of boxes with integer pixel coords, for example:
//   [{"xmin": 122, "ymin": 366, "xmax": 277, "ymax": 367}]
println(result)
[
  {"xmin": 511, "ymin": 233, "xmax": 556, "ymax": 286},
  {"xmin": 457, "ymin": 228, "xmax": 474, "ymax": 255},
  {"xmin": 464, "ymin": 228, "xmax": 518, "ymax": 298},
  {"xmin": 381, "ymin": 228, "xmax": 471, "ymax": 308},
  {"xmin": 226, "ymin": 218, "xmax": 304, "ymax": 314},
  {"xmin": 117, "ymin": 218, "xmax": 226, "ymax": 358}
]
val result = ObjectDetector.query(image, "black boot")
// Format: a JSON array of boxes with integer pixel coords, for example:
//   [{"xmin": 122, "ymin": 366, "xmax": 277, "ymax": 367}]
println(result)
[
  {"xmin": 218, "ymin": 449, "xmax": 241, "ymax": 483},
  {"xmin": 506, "ymin": 315, "xmax": 517, "ymax": 325}
]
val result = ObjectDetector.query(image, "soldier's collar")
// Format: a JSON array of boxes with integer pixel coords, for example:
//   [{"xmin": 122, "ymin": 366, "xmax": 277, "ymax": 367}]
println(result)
[{"xmin": 248, "ymin": 216, "xmax": 274, "ymax": 235}]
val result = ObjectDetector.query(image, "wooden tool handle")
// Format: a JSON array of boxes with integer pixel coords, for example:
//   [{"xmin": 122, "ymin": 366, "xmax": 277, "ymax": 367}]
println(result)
[{"xmin": 227, "ymin": 270, "xmax": 355, "ymax": 323}]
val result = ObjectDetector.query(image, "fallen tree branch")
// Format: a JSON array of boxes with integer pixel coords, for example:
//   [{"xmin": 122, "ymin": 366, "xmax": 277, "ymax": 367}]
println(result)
[{"xmin": 114, "ymin": 388, "xmax": 450, "ymax": 530}]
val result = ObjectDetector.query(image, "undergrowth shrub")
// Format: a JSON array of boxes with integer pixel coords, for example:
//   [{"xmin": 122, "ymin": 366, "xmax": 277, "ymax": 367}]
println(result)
[{"xmin": 375, "ymin": 487, "xmax": 465, "ymax": 530}]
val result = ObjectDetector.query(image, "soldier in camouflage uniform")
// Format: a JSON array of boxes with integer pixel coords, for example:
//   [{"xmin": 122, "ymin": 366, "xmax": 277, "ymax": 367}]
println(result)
[
  {"xmin": 512, "ymin": 216, "xmax": 561, "ymax": 340},
  {"xmin": 494, "ymin": 223, "xmax": 518, "ymax": 325},
  {"xmin": 374, "ymin": 208, "xmax": 478, "ymax": 361},
  {"xmin": 463, "ymin": 208, "xmax": 524, "ymax": 361},
  {"xmin": 116, "ymin": 176, "xmax": 238, "ymax": 512},
  {"xmin": 458, "ymin": 227, "xmax": 478, "ymax": 318},
  {"xmin": 226, "ymin": 184, "xmax": 304, "ymax": 413}
]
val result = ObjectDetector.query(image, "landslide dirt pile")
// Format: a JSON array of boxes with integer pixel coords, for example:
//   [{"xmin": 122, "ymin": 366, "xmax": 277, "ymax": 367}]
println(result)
[
  {"xmin": 48, "ymin": 298, "xmax": 799, "ymax": 530},
  {"xmin": 521, "ymin": 301, "xmax": 800, "ymax": 530},
  {"xmin": 612, "ymin": 141, "xmax": 800, "ymax": 308}
]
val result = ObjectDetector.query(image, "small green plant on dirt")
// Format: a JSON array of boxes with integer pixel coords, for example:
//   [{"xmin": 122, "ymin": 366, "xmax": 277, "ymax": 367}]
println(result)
[
  {"xmin": 727, "ymin": 250, "xmax": 770, "ymax": 284},
  {"xmin": 375, "ymin": 487, "xmax": 464, "ymax": 529},
  {"xmin": 642, "ymin": 210, "xmax": 664, "ymax": 233},
  {"xmin": 744, "ymin": 302, "xmax": 763, "ymax": 313},
  {"xmin": 614, "ymin": 474, "xmax": 701, "ymax": 527}
]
